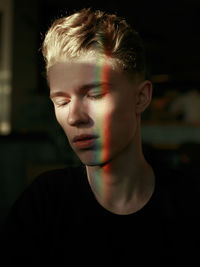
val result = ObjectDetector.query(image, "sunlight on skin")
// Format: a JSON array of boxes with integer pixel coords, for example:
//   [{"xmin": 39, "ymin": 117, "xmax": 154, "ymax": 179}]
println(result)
[{"xmin": 91, "ymin": 54, "xmax": 111, "ymax": 200}]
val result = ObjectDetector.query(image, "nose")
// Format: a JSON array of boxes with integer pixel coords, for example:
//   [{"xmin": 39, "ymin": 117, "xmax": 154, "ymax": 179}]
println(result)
[{"xmin": 67, "ymin": 98, "xmax": 90, "ymax": 126}]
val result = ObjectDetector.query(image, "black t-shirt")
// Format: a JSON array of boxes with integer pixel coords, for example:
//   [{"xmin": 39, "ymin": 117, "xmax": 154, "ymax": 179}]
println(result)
[{"xmin": 2, "ymin": 164, "xmax": 200, "ymax": 266}]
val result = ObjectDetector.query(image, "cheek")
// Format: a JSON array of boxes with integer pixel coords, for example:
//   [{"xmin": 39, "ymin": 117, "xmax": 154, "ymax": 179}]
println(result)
[
  {"xmin": 111, "ymin": 109, "xmax": 136, "ymax": 134},
  {"xmin": 94, "ymin": 103, "xmax": 136, "ymax": 141},
  {"xmin": 90, "ymin": 95, "xmax": 136, "ymax": 132},
  {"xmin": 109, "ymin": 101, "xmax": 137, "ymax": 143},
  {"xmin": 89, "ymin": 99, "xmax": 114, "ymax": 128},
  {"xmin": 99, "ymin": 106, "xmax": 137, "ymax": 162},
  {"xmin": 54, "ymin": 109, "xmax": 68, "ymax": 131},
  {"xmin": 55, "ymin": 109, "xmax": 63, "ymax": 125}
]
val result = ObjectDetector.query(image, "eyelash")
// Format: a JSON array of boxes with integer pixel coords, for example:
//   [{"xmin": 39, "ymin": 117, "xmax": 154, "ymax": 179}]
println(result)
[
  {"xmin": 56, "ymin": 101, "xmax": 69, "ymax": 107},
  {"xmin": 88, "ymin": 94, "xmax": 105, "ymax": 100}
]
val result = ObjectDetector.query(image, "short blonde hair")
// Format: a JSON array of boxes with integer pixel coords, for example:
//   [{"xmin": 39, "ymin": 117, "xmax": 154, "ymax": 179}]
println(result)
[{"xmin": 42, "ymin": 8, "xmax": 146, "ymax": 77}]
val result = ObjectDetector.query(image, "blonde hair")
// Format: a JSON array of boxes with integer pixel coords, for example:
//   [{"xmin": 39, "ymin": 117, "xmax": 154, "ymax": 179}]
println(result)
[{"xmin": 42, "ymin": 8, "xmax": 146, "ymax": 77}]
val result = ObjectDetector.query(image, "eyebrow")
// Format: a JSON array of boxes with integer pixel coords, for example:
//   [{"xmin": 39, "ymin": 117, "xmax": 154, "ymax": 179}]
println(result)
[{"xmin": 50, "ymin": 82, "xmax": 111, "ymax": 99}]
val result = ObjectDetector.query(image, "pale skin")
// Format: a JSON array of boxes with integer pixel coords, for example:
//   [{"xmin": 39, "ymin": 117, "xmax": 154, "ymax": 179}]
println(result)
[{"xmin": 48, "ymin": 54, "xmax": 155, "ymax": 215}]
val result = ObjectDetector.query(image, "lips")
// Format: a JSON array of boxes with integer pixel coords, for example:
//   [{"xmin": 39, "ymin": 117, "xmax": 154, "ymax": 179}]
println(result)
[{"xmin": 72, "ymin": 134, "xmax": 98, "ymax": 149}]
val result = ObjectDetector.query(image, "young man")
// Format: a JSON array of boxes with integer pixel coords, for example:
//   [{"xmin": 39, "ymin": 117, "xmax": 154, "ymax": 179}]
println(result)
[{"xmin": 3, "ymin": 8, "xmax": 199, "ymax": 266}]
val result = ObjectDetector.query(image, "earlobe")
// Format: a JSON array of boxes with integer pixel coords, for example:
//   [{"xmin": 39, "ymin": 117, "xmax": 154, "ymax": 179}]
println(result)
[{"xmin": 135, "ymin": 80, "xmax": 152, "ymax": 114}]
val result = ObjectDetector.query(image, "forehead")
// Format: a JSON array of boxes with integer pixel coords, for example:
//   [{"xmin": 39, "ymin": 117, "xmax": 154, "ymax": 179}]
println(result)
[{"xmin": 48, "ymin": 56, "xmax": 133, "ymax": 92}]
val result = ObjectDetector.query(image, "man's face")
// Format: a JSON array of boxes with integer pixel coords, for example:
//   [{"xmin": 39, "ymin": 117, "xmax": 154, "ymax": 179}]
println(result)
[{"xmin": 48, "ymin": 56, "xmax": 141, "ymax": 166}]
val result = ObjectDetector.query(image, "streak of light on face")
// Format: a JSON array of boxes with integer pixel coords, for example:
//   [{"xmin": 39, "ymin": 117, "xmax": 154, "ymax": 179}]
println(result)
[{"xmin": 92, "ymin": 52, "xmax": 111, "ymax": 200}]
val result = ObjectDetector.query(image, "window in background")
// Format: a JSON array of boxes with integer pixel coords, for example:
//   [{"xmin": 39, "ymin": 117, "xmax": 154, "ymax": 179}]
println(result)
[{"xmin": 0, "ymin": 0, "xmax": 13, "ymax": 135}]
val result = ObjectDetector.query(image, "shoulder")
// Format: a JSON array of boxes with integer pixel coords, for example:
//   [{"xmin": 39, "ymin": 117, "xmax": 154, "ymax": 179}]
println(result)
[
  {"xmin": 5, "ymin": 164, "xmax": 86, "ymax": 222},
  {"xmin": 24, "ymin": 164, "xmax": 85, "ymax": 195},
  {"xmin": 152, "ymin": 163, "xmax": 200, "ymax": 217},
  {"xmin": 32, "ymin": 164, "xmax": 82, "ymax": 184}
]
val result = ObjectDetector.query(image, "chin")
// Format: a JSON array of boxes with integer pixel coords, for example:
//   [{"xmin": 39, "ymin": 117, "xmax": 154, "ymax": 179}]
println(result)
[
  {"xmin": 74, "ymin": 147, "xmax": 114, "ymax": 167},
  {"xmin": 79, "ymin": 155, "xmax": 113, "ymax": 168},
  {"xmin": 80, "ymin": 158, "xmax": 103, "ymax": 167}
]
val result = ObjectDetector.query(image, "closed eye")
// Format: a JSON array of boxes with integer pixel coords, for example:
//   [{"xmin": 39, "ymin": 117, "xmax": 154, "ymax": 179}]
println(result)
[
  {"xmin": 52, "ymin": 98, "xmax": 70, "ymax": 107},
  {"xmin": 57, "ymin": 102, "xmax": 69, "ymax": 107},
  {"xmin": 88, "ymin": 93, "xmax": 105, "ymax": 100}
]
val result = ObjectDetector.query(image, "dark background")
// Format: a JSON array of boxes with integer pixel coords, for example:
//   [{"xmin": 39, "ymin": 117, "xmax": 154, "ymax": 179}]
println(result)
[{"xmin": 1, "ymin": 0, "xmax": 200, "ymax": 223}]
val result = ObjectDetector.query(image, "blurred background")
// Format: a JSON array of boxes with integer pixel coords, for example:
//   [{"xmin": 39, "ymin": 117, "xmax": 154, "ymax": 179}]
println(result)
[{"xmin": 0, "ymin": 0, "xmax": 200, "ymax": 223}]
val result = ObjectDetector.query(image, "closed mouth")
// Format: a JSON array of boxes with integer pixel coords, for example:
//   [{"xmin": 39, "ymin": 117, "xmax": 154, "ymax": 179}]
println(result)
[
  {"xmin": 72, "ymin": 134, "xmax": 98, "ymax": 149},
  {"xmin": 73, "ymin": 134, "xmax": 98, "ymax": 143}
]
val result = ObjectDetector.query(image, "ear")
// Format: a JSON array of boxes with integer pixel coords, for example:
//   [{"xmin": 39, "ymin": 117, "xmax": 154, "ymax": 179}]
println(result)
[{"xmin": 135, "ymin": 80, "xmax": 152, "ymax": 114}]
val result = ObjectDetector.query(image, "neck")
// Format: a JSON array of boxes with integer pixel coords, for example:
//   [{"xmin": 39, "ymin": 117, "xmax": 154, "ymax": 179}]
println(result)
[{"xmin": 86, "ymin": 131, "xmax": 155, "ymax": 215}]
